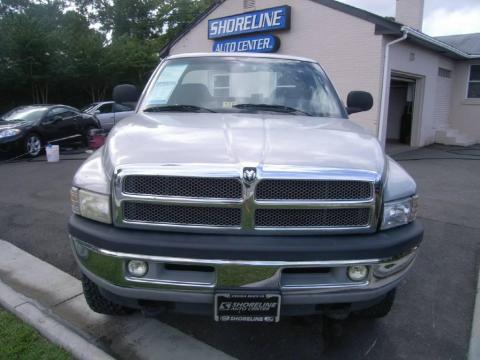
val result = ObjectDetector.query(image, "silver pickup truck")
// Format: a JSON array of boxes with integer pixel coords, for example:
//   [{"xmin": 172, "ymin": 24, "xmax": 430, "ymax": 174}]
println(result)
[{"xmin": 69, "ymin": 53, "xmax": 423, "ymax": 323}]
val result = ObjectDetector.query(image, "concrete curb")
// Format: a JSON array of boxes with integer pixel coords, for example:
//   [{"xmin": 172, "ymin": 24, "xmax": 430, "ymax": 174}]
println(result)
[
  {"xmin": 468, "ymin": 265, "xmax": 480, "ymax": 359},
  {"xmin": 0, "ymin": 240, "xmax": 234, "ymax": 360},
  {"xmin": 0, "ymin": 280, "xmax": 114, "ymax": 360}
]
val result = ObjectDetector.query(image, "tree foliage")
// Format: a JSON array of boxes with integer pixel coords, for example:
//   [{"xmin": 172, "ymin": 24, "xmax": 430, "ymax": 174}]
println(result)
[{"xmin": 0, "ymin": 0, "xmax": 216, "ymax": 112}]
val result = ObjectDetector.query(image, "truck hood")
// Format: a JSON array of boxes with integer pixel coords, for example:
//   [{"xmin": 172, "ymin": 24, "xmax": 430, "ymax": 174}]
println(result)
[{"xmin": 103, "ymin": 113, "xmax": 385, "ymax": 176}]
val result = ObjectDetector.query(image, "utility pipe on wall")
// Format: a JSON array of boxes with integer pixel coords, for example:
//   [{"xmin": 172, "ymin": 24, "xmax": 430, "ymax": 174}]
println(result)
[{"xmin": 377, "ymin": 30, "xmax": 408, "ymax": 145}]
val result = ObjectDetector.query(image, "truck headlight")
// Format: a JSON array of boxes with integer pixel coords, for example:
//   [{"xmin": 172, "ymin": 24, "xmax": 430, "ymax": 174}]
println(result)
[
  {"xmin": 71, "ymin": 187, "xmax": 111, "ymax": 224},
  {"xmin": 381, "ymin": 196, "xmax": 418, "ymax": 230}
]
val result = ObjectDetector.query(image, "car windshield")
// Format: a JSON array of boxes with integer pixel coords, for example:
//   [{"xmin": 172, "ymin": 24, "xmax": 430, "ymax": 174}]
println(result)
[
  {"xmin": 141, "ymin": 56, "xmax": 346, "ymax": 118},
  {"xmin": 1, "ymin": 107, "xmax": 48, "ymax": 122}
]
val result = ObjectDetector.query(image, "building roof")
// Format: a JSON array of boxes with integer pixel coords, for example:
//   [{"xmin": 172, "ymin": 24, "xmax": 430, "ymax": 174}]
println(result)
[{"xmin": 435, "ymin": 33, "xmax": 480, "ymax": 56}]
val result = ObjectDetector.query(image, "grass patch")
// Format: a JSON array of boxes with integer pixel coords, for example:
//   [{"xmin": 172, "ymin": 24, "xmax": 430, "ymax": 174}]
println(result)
[{"xmin": 0, "ymin": 308, "xmax": 72, "ymax": 360}]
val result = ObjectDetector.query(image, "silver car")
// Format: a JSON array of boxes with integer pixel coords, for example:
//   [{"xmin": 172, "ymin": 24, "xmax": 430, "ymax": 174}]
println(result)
[{"xmin": 81, "ymin": 101, "xmax": 134, "ymax": 131}]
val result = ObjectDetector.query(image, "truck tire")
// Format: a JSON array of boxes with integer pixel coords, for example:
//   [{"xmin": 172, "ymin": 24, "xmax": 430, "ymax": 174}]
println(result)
[
  {"xmin": 82, "ymin": 275, "xmax": 133, "ymax": 315},
  {"xmin": 353, "ymin": 289, "xmax": 396, "ymax": 319}
]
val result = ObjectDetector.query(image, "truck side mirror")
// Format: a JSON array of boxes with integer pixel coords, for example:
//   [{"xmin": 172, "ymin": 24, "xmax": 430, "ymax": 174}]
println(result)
[
  {"xmin": 113, "ymin": 84, "xmax": 139, "ymax": 106},
  {"xmin": 346, "ymin": 91, "xmax": 373, "ymax": 114}
]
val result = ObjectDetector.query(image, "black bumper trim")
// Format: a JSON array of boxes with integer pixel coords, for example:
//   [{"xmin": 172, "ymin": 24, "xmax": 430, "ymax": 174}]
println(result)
[{"xmin": 68, "ymin": 215, "xmax": 423, "ymax": 262}]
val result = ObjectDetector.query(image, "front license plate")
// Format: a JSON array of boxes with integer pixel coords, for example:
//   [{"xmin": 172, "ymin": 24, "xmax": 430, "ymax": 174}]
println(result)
[{"xmin": 214, "ymin": 293, "xmax": 281, "ymax": 323}]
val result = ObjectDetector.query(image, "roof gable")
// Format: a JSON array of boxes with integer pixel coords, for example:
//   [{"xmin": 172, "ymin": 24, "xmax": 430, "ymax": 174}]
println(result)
[{"xmin": 159, "ymin": 0, "xmax": 403, "ymax": 57}]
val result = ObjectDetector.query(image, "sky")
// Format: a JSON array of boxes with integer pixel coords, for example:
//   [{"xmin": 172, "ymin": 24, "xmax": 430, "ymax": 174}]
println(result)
[{"xmin": 337, "ymin": 0, "xmax": 480, "ymax": 36}]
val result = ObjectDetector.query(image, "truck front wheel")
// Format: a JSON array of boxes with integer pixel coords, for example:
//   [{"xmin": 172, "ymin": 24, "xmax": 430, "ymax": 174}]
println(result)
[
  {"xmin": 82, "ymin": 275, "xmax": 133, "ymax": 315},
  {"xmin": 353, "ymin": 289, "xmax": 396, "ymax": 318}
]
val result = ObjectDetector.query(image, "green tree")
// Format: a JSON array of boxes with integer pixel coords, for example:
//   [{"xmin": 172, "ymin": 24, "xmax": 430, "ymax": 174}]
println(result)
[
  {"xmin": 75, "ymin": 0, "xmax": 164, "ymax": 39},
  {"xmin": 0, "ymin": 2, "xmax": 61, "ymax": 103},
  {"xmin": 159, "ymin": 0, "xmax": 215, "ymax": 43},
  {"xmin": 0, "ymin": 0, "xmax": 215, "ymax": 112},
  {"xmin": 75, "ymin": 0, "xmax": 216, "ymax": 41}
]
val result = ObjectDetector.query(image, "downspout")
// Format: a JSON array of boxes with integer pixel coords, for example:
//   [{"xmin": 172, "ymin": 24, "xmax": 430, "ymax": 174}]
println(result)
[{"xmin": 378, "ymin": 29, "xmax": 408, "ymax": 146}]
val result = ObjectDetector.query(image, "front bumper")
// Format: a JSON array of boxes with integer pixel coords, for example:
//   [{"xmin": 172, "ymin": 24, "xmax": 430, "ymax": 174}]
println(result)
[
  {"xmin": 0, "ymin": 134, "xmax": 24, "ymax": 152},
  {"xmin": 69, "ymin": 215, "xmax": 423, "ymax": 313}
]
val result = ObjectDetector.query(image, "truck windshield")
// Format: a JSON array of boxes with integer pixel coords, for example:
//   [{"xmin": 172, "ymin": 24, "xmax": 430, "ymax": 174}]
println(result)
[{"xmin": 141, "ymin": 57, "xmax": 346, "ymax": 118}]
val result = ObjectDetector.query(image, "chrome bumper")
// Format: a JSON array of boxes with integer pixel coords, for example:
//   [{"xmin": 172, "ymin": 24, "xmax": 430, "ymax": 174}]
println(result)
[{"xmin": 71, "ymin": 235, "xmax": 418, "ymax": 304}]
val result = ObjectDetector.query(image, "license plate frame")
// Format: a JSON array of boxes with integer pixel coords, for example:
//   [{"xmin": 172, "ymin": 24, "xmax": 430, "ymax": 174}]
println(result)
[{"xmin": 214, "ymin": 293, "xmax": 281, "ymax": 323}]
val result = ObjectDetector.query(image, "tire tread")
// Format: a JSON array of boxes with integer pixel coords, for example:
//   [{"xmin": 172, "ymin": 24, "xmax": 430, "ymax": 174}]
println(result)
[
  {"xmin": 353, "ymin": 289, "xmax": 396, "ymax": 318},
  {"xmin": 82, "ymin": 275, "xmax": 132, "ymax": 315}
]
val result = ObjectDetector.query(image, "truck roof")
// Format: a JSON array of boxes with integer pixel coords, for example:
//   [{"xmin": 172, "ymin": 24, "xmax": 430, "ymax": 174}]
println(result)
[{"xmin": 165, "ymin": 52, "xmax": 317, "ymax": 63}]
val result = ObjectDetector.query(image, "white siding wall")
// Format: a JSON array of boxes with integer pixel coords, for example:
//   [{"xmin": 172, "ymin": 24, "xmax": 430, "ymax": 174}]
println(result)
[
  {"xmin": 449, "ymin": 60, "xmax": 480, "ymax": 141},
  {"xmin": 385, "ymin": 40, "xmax": 455, "ymax": 146},
  {"xmin": 169, "ymin": 0, "xmax": 385, "ymax": 134}
]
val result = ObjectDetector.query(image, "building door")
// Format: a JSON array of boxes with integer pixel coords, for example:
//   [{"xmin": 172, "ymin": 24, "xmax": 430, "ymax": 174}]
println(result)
[{"xmin": 386, "ymin": 77, "xmax": 416, "ymax": 147}]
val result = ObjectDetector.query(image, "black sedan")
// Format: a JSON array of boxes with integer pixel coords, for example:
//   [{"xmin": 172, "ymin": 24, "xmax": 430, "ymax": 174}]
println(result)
[{"xmin": 0, "ymin": 105, "xmax": 100, "ymax": 157}]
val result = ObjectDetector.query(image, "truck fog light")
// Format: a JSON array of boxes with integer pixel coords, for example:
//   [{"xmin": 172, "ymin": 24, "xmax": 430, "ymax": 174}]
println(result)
[
  {"xmin": 347, "ymin": 265, "xmax": 369, "ymax": 282},
  {"xmin": 127, "ymin": 260, "xmax": 148, "ymax": 277},
  {"xmin": 72, "ymin": 237, "xmax": 89, "ymax": 259}
]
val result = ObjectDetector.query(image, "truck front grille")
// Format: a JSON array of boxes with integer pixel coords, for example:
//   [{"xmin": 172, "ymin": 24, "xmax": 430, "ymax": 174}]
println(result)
[
  {"xmin": 256, "ymin": 180, "xmax": 373, "ymax": 201},
  {"xmin": 115, "ymin": 171, "xmax": 379, "ymax": 234},
  {"xmin": 123, "ymin": 175, "xmax": 242, "ymax": 199},
  {"xmin": 123, "ymin": 202, "xmax": 242, "ymax": 227},
  {"xmin": 255, "ymin": 208, "xmax": 371, "ymax": 228}
]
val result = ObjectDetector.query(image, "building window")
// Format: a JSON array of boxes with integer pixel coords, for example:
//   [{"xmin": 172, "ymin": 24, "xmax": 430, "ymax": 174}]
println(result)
[
  {"xmin": 213, "ymin": 74, "xmax": 230, "ymax": 97},
  {"xmin": 467, "ymin": 65, "xmax": 480, "ymax": 98},
  {"xmin": 438, "ymin": 68, "xmax": 451, "ymax": 79}
]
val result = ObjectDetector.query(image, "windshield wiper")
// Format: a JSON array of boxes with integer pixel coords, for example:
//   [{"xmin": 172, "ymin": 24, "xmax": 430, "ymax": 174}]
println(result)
[
  {"xmin": 143, "ymin": 105, "xmax": 216, "ymax": 113},
  {"xmin": 233, "ymin": 104, "xmax": 312, "ymax": 116}
]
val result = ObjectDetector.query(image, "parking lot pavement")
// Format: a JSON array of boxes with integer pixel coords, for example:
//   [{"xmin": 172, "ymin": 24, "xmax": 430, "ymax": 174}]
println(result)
[
  {"xmin": 0, "ymin": 152, "xmax": 88, "ymax": 277},
  {"xmin": 0, "ymin": 146, "xmax": 479, "ymax": 360}
]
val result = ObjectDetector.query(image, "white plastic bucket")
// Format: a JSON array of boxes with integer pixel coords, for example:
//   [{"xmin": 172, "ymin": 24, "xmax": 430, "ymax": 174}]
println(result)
[{"xmin": 46, "ymin": 144, "xmax": 60, "ymax": 162}]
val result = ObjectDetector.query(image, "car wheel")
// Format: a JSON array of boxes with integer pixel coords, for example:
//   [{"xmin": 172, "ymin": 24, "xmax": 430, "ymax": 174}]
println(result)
[
  {"xmin": 24, "ymin": 134, "xmax": 42, "ymax": 157},
  {"xmin": 82, "ymin": 275, "xmax": 133, "ymax": 315},
  {"xmin": 353, "ymin": 289, "xmax": 396, "ymax": 319}
]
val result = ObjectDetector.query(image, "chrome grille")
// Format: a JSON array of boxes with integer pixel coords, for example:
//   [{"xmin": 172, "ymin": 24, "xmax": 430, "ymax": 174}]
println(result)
[
  {"xmin": 123, "ymin": 175, "xmax": 242, "ymax": 199},
  {"xmin": 256, "ymin": 180, "xmax": 373, "ymax": 201},
  {"xmin": 123, "ymin": 202, "xmax": 242, "ymax": 227},
  {"xmin": 255, "ymin": 208, "xmax": 371, "ymax": 228}
]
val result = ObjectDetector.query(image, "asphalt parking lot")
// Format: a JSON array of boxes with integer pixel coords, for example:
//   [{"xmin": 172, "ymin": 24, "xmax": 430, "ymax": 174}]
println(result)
[{"xmin": 0, "ymin": 145, "xmax": 479, "ymax": 360}]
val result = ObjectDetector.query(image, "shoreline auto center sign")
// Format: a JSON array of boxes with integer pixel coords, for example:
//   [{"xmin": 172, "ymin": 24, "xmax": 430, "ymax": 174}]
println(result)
[{"xmin": 208, "ymin": 6, "xmax": 291, "ymax": 53}]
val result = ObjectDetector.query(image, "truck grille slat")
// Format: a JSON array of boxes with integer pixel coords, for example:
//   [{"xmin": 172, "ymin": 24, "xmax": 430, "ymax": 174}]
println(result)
[
  {"xmin": 123, "ymin": 202, "xmax": 242, "ymax": 227},
  {"xmin": 123, "ymin": 175, "xmax": 242, "ymax": 199},
  {"xmin": 256, "ymin": 180, "xmax": 372, "ymax": 201},
  {"xmin": 255, "ymin": 208, "xmax": 371, "ymax": 228}
]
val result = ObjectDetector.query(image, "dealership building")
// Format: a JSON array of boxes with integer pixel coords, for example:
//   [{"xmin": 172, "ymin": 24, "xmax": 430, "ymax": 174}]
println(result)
[{"xmin": 160, "ymin": 0, "xmax": 480, "ymax": 148}]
